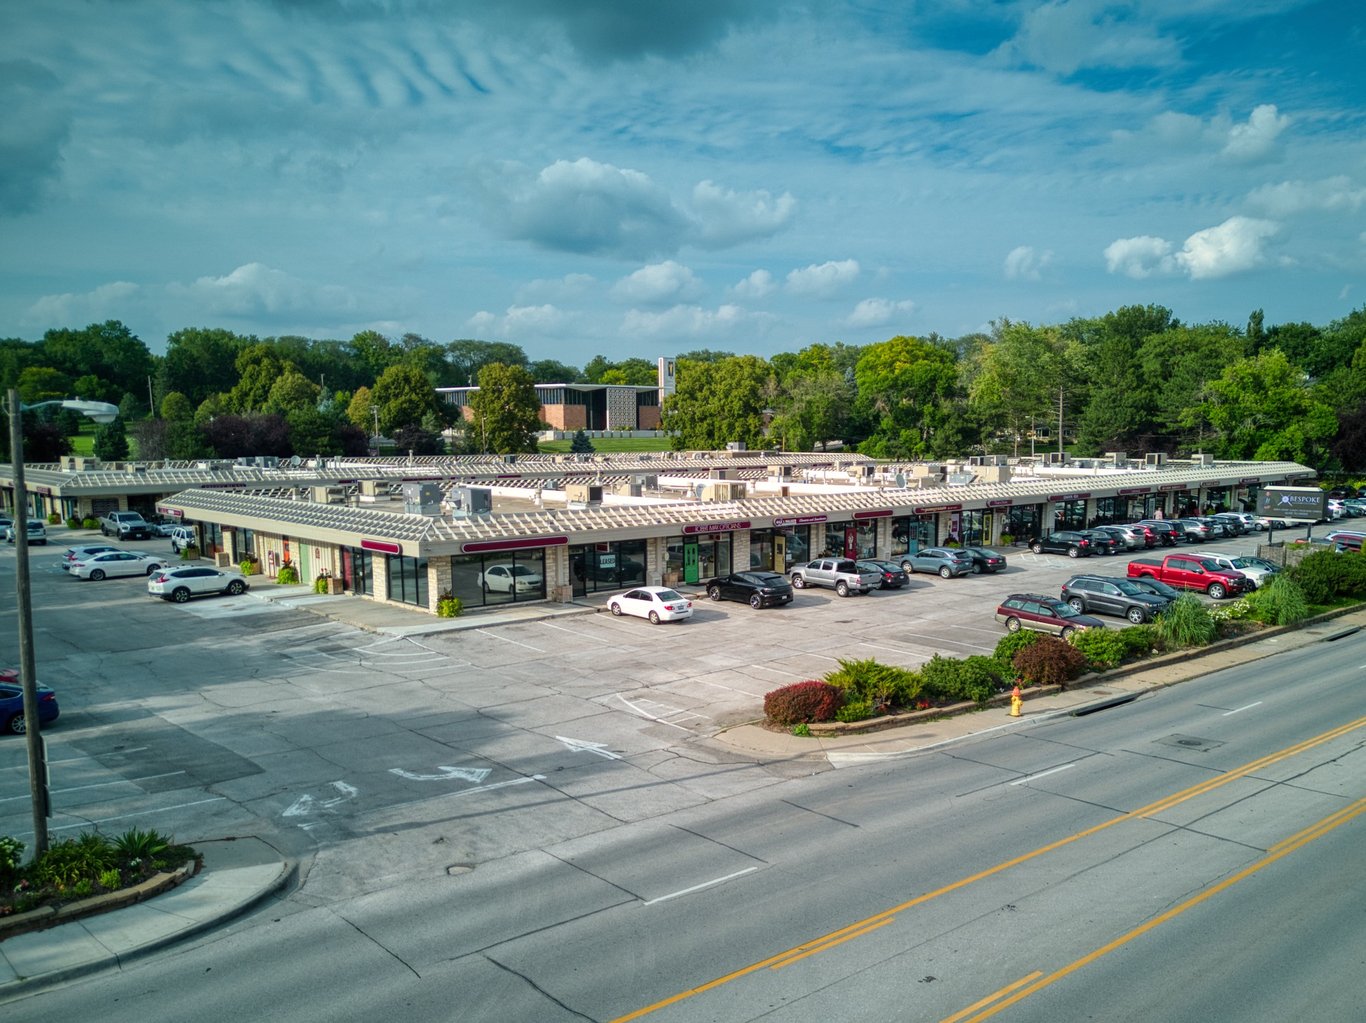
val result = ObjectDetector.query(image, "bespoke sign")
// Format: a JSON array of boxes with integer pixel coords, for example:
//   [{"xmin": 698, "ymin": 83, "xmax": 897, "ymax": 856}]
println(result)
[
  {"xmin": 683, "ymin": 520, "xmax": 751, "ymax": 535},
  {"xmin": 1257, "ymin": 486, "xmax": 1326, "ymax": 520},
  {"xmin": 461, "ymin": 536, "xmax": 569, "ymax": 554}
]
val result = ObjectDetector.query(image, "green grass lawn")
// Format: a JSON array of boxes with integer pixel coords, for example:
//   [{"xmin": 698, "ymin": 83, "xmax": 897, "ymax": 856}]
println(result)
[{"xmin": 537, "ymin": 436, "xmax": 674, "ymax": 453}]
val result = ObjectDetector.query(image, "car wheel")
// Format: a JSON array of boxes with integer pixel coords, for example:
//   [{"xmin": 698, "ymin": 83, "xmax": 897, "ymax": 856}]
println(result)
[
  {"xmin": 1005, "ymin": 616, "xmax": 1021, "ymax": 633},
  {"xmin": 939, "ymin": 566, "xmax": 952, "ymax": 579},
  {"xmin": 89, "ymin": 569, "xmax": 106, "ymax": 581},
  {"xmin": 1126, "ymin": 606, "xmax": 1146, "ymax": 624},
  {"xmin": 749, "ymin": 594, "xmax": 762, "ymax": 609},
  {"xmin": 791, "ymin": 575, "xmax": 806, "ymax": 588},
  {"xmin": 1208, "ymin": 582, "xmax": 1227, "ymax": 600},
  {"xmin": 648, "ymin": 611, "xmax": 660, "ymax": 624},
  {"xmin": 610, "ymin": 602, "xmax": 623, "ymax": 616},
  {"xmin": 5, "ymin": 713, "xmax": 25, "ymax": 736},
  {"xmin": 1068, "ymin": 598, "xmax": 1085, "ymax": 613},
  {"xmin": 226, "ymin": 580, "xmax": 246, "ymax": 595},
  {"xmin": 171, "ymin": 587, "xmax": 192, "ymax": 603},
  {"xmin": 1030, "ymin": 542, "xmax": 1043, "ymax": 554},
  {"xmin": 835, "ymin": 581, "xmax": 849, "ymax": 597},
  {"xmin": 901, "ymin": 560, "xmax": 913, "ymax": 573},
  {"xmin": 708, "ymin": 586, "xmax": 722, "ymax": 601},
  {"xmin": 1060, "ymin": 626, "xmax": 1075, "ymax": 640},
  {"xmin": 1067, "ymin": 547, "xmax": 1080, "ymax": 558},
  {"xmin": 971, "ymin": 563, "xmax": 982, "ymax": 574},
  {"xmin": 147, "ymin": 565, "xmax": 160, "ymax": 575}
]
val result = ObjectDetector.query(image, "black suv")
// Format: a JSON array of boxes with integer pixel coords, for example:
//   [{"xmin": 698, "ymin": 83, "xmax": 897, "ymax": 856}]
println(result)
[
  {"xmin": 705, "ymin": 571, "xmax": 794, "ymax": 608},
  {"xmin": 1136, "ymin": 519, "xmax": 1183, "ymax": 546},
  {"xmin": 1029, "ymin": 531, "xmax": 1093, "ymax": 558},
  {"xmin": 1060, "ymin": 575, "xmax": 1172, "ymax": 624}
]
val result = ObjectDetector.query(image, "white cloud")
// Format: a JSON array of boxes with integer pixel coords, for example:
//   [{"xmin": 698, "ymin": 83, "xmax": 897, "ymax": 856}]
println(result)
[
  {"xmin": 730, "ymin": 269, "xmax": 776, "ymax": 299},
  {"xmin": 25, "ymin": 281, "xmax": 141, "ymax": 326},
  {"xmin": 689, "ymin": 180, "xmax": 796, "ymax": 248},
  {"xmin": 1175, "ymin": 216, "xmax": 1279, "ymax": 279},
  {"xmin": 1104, "ymin": 217, "xmax": 1279, "ymax": 280},
  {"xmin": 846, "ymin": 298, "xmax": 915, "ymax": 328},
  {"xmin": 468, "ymin": 303, "xmax": 576, "ymax": 336},
  {"xmin": 168, "ymin": 263, "xmax": 356, "ymax": 316},
  {"xmin": 1002, "ymin": 0, "xmax": 1179, "ymax": 75},
  {"xmin": 1246, "ymin": 176, "xmax": 1366, "ymax": 217},
  {"xmin": 610, "ymin": 261, "xmax": 704, "ymax": 305},
  {"xmin": 621, "ymin": 303, "xmax": 747, "ymax": 337},
  {"xmin": 1222, "ymin": 104, "xmax": 1289, "ymax": 162},
  {"xmin": 1103, "ymin": 236, "xmax": 1175, "ymax": 279},
  {"xmin": 515, "ymin": 273, "xmax": 597, "ymax": 303},
  {"xmin": 1004, "ymin": 245, "xmax": 1053, "ymax": 281},
  {"xmin": 786, "ymin": 259, "xmax": 860, "ymax": 298}
]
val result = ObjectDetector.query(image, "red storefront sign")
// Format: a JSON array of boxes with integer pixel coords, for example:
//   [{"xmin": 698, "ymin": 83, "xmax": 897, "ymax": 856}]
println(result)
[
  {"xmin": 461, "ymin": 536, "xmax": 569, "ymax": 554},
  {"xmin": 683, "ymin": 520, "xmax": 752, "ymax": 535}
]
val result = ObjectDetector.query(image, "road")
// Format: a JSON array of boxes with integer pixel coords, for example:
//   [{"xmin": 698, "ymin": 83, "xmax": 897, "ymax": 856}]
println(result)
[{"xmin": 1, "ymin": 533, "xmax": 1361, "ymax": 1021}]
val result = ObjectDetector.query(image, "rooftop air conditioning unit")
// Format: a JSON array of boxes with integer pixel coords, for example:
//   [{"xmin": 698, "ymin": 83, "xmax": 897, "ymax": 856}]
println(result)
[
  {"xmin": 1144, "ymin": 452, "xmax": 1168, "ymax": 467},
  {"xmin": 449, "ymin": 485, "xmax": 493, "ymax": 516},
  {"xmin": 1044, "ymin": 451, "xmax": 1066, "ymax": 465},
  {"xmin": 1192, "ymin": 453, "xmax": 1214, "ymax": 466}
]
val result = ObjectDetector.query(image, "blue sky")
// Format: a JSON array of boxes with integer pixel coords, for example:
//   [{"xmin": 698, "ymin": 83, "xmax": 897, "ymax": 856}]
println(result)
[{"xmin": 3, "ymin": 1, "xmax": 1363, "ymax": 362}]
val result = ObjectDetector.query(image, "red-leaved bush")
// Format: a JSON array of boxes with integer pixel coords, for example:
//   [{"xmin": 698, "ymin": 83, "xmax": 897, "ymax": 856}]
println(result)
[
  {"xmin": 1012, "ymin": 636, "xmax": 1088, "ymax": 687},
  {"xmin": 764, "ymin": 680, "xmax": 844, "ymax": 725}
]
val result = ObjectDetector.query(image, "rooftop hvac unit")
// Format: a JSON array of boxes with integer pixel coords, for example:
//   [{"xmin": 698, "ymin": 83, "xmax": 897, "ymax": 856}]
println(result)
[
  {"xmin": 1044, "ymin": 451, "xmax": 1066, "ymax": 465},
  {"xmin": 565, "ymin": 483, "xmax": 604, "ymax": 505},
  {"xmin": 449, "ymin": 485, "xmax": 492, "ymax": 516},
  {"xmin": 1106, "ymin": 451, "xmax": 1127, "ymax": 466},
  {"xmin": 1144, "ymin": 452, "xmax": 1168, "ymax": 467},
  {"xmin": 1191, "ymin": 453, "xmax": 1213, "ymax": 466}
]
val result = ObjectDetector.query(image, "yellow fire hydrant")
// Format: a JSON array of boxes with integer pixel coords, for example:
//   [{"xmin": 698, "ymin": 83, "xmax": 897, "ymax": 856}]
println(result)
[{"xmin": 1009, "ymin": 684, "xmax": 1023, "ymax": 718}]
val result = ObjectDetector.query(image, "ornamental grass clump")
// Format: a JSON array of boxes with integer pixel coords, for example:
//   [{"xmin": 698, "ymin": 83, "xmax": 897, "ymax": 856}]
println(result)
[
  {"xmin": 1244, "ymin": 574, "xmax": 1309, "ymax": 626},
  {"xmin": 763, "ymin": 680, "xmax": 844, "ymax": 726},
  {"xmin": 1154, "ymin": 593, "xmax": 1216, "ymax": 649}
]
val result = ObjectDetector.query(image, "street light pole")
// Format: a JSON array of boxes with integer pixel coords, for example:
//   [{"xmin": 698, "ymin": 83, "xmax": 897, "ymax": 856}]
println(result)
[{"xmin": 7, "ymin": 389, "xmax": 119, "ymax": 855}]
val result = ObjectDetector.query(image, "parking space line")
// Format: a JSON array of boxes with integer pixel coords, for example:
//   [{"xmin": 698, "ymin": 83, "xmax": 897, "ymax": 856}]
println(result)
[
  {"xmin": 475, "ymin": 629, "xmax": 546, "ymax": 651},
  {"xmin": 613, "ymin": 693, "xmax": 696, "ymax": 731}
]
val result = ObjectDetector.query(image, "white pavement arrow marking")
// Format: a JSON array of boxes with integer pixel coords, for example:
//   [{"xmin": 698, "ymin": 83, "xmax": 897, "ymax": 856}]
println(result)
[
  {"xmin": 283, "ymin": 780, "xmax": 358, "ymax": 817},
  {"xmin": 556, "ymin": 736, "xmax": 624, "ymax": 761},
  {"xmin": 388, "ymin": 766, "xmax": 492, "ymax": 783}
]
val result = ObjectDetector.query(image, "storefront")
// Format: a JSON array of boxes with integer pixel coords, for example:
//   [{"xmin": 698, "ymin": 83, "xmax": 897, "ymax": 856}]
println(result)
[
  {"xmin": 1050, "ymin": 494, "xmax": 1089, "ymax": 531},
  {"xmin": 1004, "ymin": 504, "xmax": 1042, "ymax": 542},
  {"xmin": 571, "ymin": 539, "xmax": 647, "ymax": 596},
  {"xmin": 1091, "ymin": 496, "xmax": 1123, "ymax": 526},
  {"xmin": 750, "ymin": 518, "xmax": 818, "ymax": 572},
  {"xmin": 891, "ymin": 513, "xmax": 937, "ymax": 556}
]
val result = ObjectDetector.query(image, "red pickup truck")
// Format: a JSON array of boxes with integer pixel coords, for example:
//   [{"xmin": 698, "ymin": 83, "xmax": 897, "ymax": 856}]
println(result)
[{"xmin": 1127, "ymin": 554, "xmax": 1248, "ymax": 599}]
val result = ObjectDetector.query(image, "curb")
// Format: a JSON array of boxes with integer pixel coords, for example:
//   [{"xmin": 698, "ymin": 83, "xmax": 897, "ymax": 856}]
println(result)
[{"xmin": 0, "ymin": 858, "xmax": 201, "ymax": 943}]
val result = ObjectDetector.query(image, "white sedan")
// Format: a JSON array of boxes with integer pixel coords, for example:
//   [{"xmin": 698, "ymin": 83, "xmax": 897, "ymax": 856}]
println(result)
[
  {"xmin": 478, "ymin": 564, "xmax": 543, "ymax": 594},
  {"xmin": 62, "ymin": 543, "xmax": 123, "ymax": 571},
  {"xmin": 70, "ymin": 550, "xmax": 170, "ymax": 580},
  {"xmin": 607, "ymin": 586, "xmax": 694, "ymax": 624}
]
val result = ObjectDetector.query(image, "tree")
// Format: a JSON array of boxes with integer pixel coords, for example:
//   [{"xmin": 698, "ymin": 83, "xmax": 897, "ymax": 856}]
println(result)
[
  {"xmin": 346, "ymin": 386, "xmax": 377, "ymax": 433},
  {"xmin": 93, "ymin": 417, "xmax": 130, "ymax": 461},
  {"xmin": 227, "ymin": 344, "xmax": 290, "ymax": 413},
  {"xmin": 1137, "ymin": 322, "xmax": 1247, "ymax": 451},
  {"xmin": 16, "ymin": 366, "xmax": 71, "ymax": 405},
  {"xmin": 967, "ymin": 321, "xmax": 1068, "ymax": 455},
  {"xmin": 40, "ymin": 320, "xmax": 153, "ymax": 403},
  {"xmin": 570, "ymin": 429, "xmax": 595, "ymax": 453},
  {"xmin": 854, "ymin": 335, "xmax": 961, "ymax": 458},
  {"xmin": 161, "ymin": 392, "xmax": 194, "ymax": 422},
  {"xmin": 371, "ymin": 364, "xmax": 440, "ymax": 434},
  {"xmin": 1072, "ymin": 305, "xmax": 1177, "ymax": 452},
  {"xmin": 1199, "ymin": 350, "xmax": 1337, "ymax": 463},
  {"xmin": 529, "ymin": 359, "xmax": 581, "ymax": 383},
  {"xmin": 159, "ymin": 327, "xmax": 251, "ymax": 409},
  {"xmin": 661, "ymin": 355, "xmax": 771, "ymax": 451},
  {"xmin": 445, "ymin": 339, "xmax": 528, "ymax": 387},
  {"xmin": 263, "ymin": 369, "xmax": 322, "ymax": 418},
  {"xmin": 467, "ymin": 363, "xmax": 542, "ymax": 454},
  {"xmin": 348, "ymin": 330, "xmax": 399, "ymax": 381}
]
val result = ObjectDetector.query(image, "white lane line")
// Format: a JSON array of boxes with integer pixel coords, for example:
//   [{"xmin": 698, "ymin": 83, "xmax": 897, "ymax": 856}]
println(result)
[
  {"xmin": 475, "ymin": 629, "xmax": 545, "ymax": 651},
  {"xmin": 0, "ymin": 771, "xmax": 187, "ymax": 802},
  {"xmin": 691, "ymin": 678, "xmax": 768, "ymax": 697},
  {"xmin": 642, "ymin": 867, "xmax": 759, "ymax": 906},
  {"xmin": 613, "ymin": 693, "xmax": 693, "ymax": 731},
  {"xmin": 0, "ymin": 746, "xmax": 152, "ymax": 772},
  {"xmin": 1010, "ymin": 763, "xmax": 1076, "ymax": 786},
  {"xmin": 46, "ymin": 796, "xmax": 228, "ymax": 833},
  {"xmin": 1223, "ymin": 701, "xmax": 1264, "ymax": 716}
]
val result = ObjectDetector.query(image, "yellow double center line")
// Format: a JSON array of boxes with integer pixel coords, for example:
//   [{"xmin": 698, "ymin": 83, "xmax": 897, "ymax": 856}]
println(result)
[{"xmin": 609, "ymin": 714, "xmax": 1366, "ymax": 1023}]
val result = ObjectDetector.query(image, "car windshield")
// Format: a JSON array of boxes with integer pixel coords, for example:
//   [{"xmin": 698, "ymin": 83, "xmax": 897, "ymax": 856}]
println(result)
[
  {"xmin": 1228, "ymin": 558, "xmax": 1257, "ymax": 569},
  {"xmin": 656, "ymin": 589, "xmax": 683, "ymax": 601},
  {"xmin": 1053, "ymin": 602, "xmax": 1082, "ymax": 619}
]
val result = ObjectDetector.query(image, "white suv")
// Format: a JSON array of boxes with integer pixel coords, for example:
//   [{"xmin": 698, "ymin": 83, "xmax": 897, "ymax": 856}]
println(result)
[
  {"xmin": 168, "ymin": 526, "xmax": 198, "ymax": 554},
  {"xmin": 4, "ymin": 519, "xmax": 47, "ymax": 545}
]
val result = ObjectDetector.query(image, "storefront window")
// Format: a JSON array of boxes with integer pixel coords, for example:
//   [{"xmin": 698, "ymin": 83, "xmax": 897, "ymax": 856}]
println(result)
[
  {"xmin": 1052, "ymin": 500, "xmax": 1086, "ymax": 531},
  {"xmin": 570, "ymin": 539, "xmax": 648, "ymax": 596},
  {"xmin": 959, "ymin": 509, "xmax": 989, "ymax": 546},
  {"xmin": 1006, "ymin": 505, "xmax": 1042, "ymax": 542},
  {"xmin": 1091, "ymin": 497, "xmax": 1122, "ymax": 526},
  {"xmin": 341, "ymin": 547, "xmax": 373, "ymax": 595},
  {"xmin": 855, "ymin": 519, "xmax": 878, "ymax": 558},
  {"xmin": 891, "ymin": 515, "xmax": 935, "ymax": 555},
  {"xmin": 448, "ymin": 549, "xmax": 548, "ymax": 607},
  {"xmin": 386, "ymin": 555, "xmax": 430, "ymax": 607}
]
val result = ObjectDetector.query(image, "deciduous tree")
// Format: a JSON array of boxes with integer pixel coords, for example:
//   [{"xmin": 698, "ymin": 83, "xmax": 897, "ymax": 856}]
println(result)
[{"xmin": 467, "ymin": 363, "xmax": 542, "ymax": 453}]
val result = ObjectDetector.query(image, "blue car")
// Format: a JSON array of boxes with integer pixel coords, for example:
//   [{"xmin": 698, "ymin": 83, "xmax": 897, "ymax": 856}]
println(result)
[
  {"xmin": 1, "ymin": 670, "xmax": 60, "ymax": 735},
  {"xmin": 900, "ymin": 547, "xmax": 974, "ymax": 578}
]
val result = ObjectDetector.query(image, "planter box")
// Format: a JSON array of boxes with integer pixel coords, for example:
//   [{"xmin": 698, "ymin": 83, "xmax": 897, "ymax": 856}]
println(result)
[{"xmin": 326, "ymin": 578, "xmax": 344, "ymax": 594}]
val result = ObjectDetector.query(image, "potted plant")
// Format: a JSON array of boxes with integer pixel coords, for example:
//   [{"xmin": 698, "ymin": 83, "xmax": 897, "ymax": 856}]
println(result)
[
  {"xmin": 239, "ymin": 555, "xmax": 260, "ymax": 576},
  {"xmin": 181, "ymin": 544, "xmax": 200, "ymax": 560},
  {"xmin": 1000, "ymin": 532, "xmax": 1015, "ymax": 547},
  {"xmin": 276, "ymin": 560, "xmax": 299, "ymax": 585},
  {"xmin": 436, "ymin": 590, "xmax": 463, "ymax": 618}
]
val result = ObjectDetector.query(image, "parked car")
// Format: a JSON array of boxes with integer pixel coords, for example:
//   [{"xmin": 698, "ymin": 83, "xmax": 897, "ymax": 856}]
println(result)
[
  {"xmin": 3, "ymin": 519, "xmax": 47, "ymax": 545},
  {"xmin": 0, "ymin": 669, "xmax": 59, "ymax": 736},
  {"xmin": 1127, "ymin": 553, "xmax": 1248, "ymax": 599},
  {"xmin": 1185, "ymin": 551, "xmax": 1280, "ymax": 587},
  {"xmin": 1029, "ymin": 531, "xmax": 1093, "ymax": 558},
  {"xmin": 478, "ymin": 563, "xmax": 544, "ymax": 594},
  {"xmin": 70, "ymin": 550, "xmax": 170, "ymax": 580},
  {"xmin": 1323, "ymin": 530, "xmax": 1365, "ymax": 553},
  {"xmin": 705, "ymin": 571, "xmax": 794, "ymax": 608},
  {"xmin": 169, "ymin": 526, "xmax": 198, "ymax": 554},
  {"xmin": 994, "ymin": 593, "xmax": 1106, "ymax": 638},
  {"xmin": 0, "ymin": 515, "xmax": 11, "ymax": 534},
  {"xmin": 790, "ymin": 558, "xmax": 880, "ymax": 595},
  {"xmin": 1126, "ymin": 575, "xmax": 1183, "ymax": 602},
  {"xmin": 607, "ymin": 586, "xmax": 693, "ymax": 623},
  {"xmin": 1208, "ymin": 512, "xmax": 1248, "ymax": 535},
  {"xmin": 63, "ymin": 543, "xmax": 122, "ymax": 570},
  {"xmin": 1093, "ymin": 524, "xmax": 1149, "ymax": 550},
  {"xmin": 1173, "ymin": 518, "xmax": 1212, "ymax": 542},
  {"xmin": 1060, "ymin": 575, "xmax": 1172, "ymax": 624},
  {"xmin": 1078, "ymin": 530, "xmax": 1120, "ymax": 555},
  {"xmin": 959, "ymin": 547, "xmax": 1008, "ymax": 574},
  {"xmin": 148, "ymin": 565, "xmax": 249, "ymax": 602},
  {"xmin": 1342, "ymin": 498, "xmax": 1366, "ymax": 517},
  {"xmin": 100, "ymin": 510, "xmax": 153, "ymax": 540},
  {"xmin": 857, "ymin": 559, "xmax": 910, "ymax": 589},
  {"xmin": 901, "ymin": 547, "xmax": 975, "ymax": 577},
  {"xmin": 1136, "ymin": 519, "xmax": 1183, "ymax": 546},
  {"xmin": 146, "ymin": 515, "xmax": 178, "ymax": 537}
]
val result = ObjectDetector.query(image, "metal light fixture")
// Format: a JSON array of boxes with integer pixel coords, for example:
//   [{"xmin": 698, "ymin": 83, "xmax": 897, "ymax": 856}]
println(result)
[{"xmin": 7, "ymin": 390, "xmax": 120, "ymax": 854}]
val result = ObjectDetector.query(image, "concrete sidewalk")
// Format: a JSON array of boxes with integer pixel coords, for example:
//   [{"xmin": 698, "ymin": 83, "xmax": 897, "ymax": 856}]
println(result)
[{"xmin": 0, "ymin": 837, "xmax": 291, "ymax": 999}]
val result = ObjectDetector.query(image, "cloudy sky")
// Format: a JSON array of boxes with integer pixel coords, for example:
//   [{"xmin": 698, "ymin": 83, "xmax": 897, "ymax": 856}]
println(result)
[{"xmin": 3, "ymin": 1, "xmax": 1363, "ymax": 362}]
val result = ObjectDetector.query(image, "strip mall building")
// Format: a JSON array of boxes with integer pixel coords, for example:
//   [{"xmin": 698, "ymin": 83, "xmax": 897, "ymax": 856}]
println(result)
[{"xmin": 2, "ymin": 451, "xmax": 1314, "ymax": 615}]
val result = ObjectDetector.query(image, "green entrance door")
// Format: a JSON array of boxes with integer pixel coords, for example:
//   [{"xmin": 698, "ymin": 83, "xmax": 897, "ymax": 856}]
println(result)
[{"xmin": 683, "ymin": 541, "xmax": 699, "ymax": 584}]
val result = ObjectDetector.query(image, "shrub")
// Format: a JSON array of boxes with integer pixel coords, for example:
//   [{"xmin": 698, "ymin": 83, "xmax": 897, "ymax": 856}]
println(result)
[
  {"xmin": 436, "ymin": 591, "xmax": 463, "ymax": 618},
  {"xmin": 239, "ymin": 558, "xmax": 257, "ymax": 576},
  {"xmin": 314, "ymin": 573, "xmax": 330, "ymax": 593},
  {"xmin": 276, "ymin": 562, "xmax": 300, "ymax": 585},
  {"xmin": 764, "ymin": 680, "xmax": 844, "ymax": 725},
  {"xmin": 835, "ymin": 699, "xmax": 873, "ymax": 722},
  {"xmin": 47, "ymin": 512, "xmax": 61, "ymax": 525},
  {"xmin": 1244, "ymin": 575, "xmax": 1309, "ymax": 626},
  {"xmin": 920, "ymin": 654, "xmax": 1005, "ymax": 705},
  {"xmin": 112, "ymin": 828, "xmax": 170, "ymax": 865},
  {"xmin": 29, "ymin": 833, "xmax": 115, "ymax": 888},
  {"xmin": 1012, "ymin": 636, "xmax": 1088, "ymax": 687},
  {"xmin": 824, "ymin": 658, "xmax": 922, "ymax": 711},
  {"xmin": 1155, "ymin": 594, "xmax": 1216, "ymax": 649},
  {"xmin": 66, "ymin": 516, "xmax": 82, "ymax": 529},
  {"xmin": 180, "ymin": 545, "xmax": 199, "ymax": 560},
  {"xmin": 1287, "ymin": 550, "xmax": 1344, "ymax": 605},
  {"xmin": 98, "ymin": 868, "xmax": 123, "ymax": 890},
  {"xmin": 0, "ymin": 835, "xmax": 23, "ymax": 888},
  {"xmin": 1069, "ymin": 628, "xmax": 1127, "ymax": 671},
  {"xmin": 82, "ymin": 516, "xmax": 99, "ymax": 529},
  {"xmin": 1118, "ymin": 624, "xmax": 1160, "ymax": 659},
  {"xmin": 791, "ymin": 723, "xmax": 811, "ymax": 737},
  {"xmin": 992, "ymin": 629, "xmax": 1041, "ymax": 673}
]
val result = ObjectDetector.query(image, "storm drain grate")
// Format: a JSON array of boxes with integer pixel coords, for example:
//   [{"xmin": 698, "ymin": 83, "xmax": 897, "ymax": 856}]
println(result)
[{"xmin": 1158, "ymin": 734, "xmax": 1226, "ymax": 753}]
